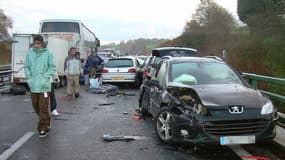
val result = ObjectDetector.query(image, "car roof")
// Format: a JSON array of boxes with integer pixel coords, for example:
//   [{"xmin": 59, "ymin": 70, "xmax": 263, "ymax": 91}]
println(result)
[
  {"xmin": 166, "ymin": 57, "xmax": 225, "ymax": 63},
  {"xmin": 110, "ymin": 56, "xmax": 136, "ymax": 60},
  {"xmin": 153, "ymin": 47, "xmax": 197, "ymax": 52}
]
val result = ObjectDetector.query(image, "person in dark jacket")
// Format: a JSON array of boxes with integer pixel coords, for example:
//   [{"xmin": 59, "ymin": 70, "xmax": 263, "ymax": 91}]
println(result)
[{"xmin": 86, "ymin": 49, "xmax": 104, "ymax": 78}]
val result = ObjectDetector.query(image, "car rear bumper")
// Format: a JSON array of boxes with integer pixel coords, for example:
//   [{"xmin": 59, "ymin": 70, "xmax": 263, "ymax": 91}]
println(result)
[{"xmin": 102, "ymin": 73, "xmax": 136, "ymax": 83}]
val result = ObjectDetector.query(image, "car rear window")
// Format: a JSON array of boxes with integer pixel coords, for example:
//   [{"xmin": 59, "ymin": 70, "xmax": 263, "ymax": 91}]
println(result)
[
  {"xmin": 105, "ymin": 59, "xmax": 133, "ymax": 68},
  {"xmin": 152, "ymin": 49, "xmax": 197, "ymax": 57}
]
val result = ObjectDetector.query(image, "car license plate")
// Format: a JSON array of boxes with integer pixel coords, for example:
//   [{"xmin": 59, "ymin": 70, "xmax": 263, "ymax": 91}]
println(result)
[
  {"xmin": 112, "ymin": 77, "xmax": 125, "ymax": 80},
  {"xmin": 220, "ymin": 135, "xmax": 255, "ymax": 145}
]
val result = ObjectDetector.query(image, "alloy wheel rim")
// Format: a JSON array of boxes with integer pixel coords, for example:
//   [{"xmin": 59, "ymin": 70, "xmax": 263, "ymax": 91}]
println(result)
[{"xmin": 157, "ymin": 111, "xmax": 174, "ymax": 140}]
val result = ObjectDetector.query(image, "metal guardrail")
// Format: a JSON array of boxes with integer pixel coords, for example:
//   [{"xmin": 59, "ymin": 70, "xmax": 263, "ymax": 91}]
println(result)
[{"xmin": 242, "ymin": 73, "xmax": 285, "ymax": 124}]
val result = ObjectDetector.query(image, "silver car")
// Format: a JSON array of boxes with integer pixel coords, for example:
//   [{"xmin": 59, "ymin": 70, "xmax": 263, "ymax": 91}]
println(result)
[{"xmin": 102, "ymin": 56, "xmax": 142, "ymax": 85}]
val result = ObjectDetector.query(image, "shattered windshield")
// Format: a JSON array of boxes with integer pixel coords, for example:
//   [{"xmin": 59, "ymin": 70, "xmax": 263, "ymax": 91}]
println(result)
[{"xmin": 170, "ymin": 62, "xmax": 243, "ymax": 85}]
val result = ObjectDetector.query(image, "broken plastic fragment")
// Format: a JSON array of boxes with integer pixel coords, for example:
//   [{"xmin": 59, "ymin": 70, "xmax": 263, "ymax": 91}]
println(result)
[
  {"xmin": 102, "ymin": 134, "xmax": 135, "ymax": 142},
  {"xmin": 98, "ymin": 102, "xmax": 115, "ymax": 106},
  {"xmin": 133, "ymin": 114, "xmax": 142, "ymax": 120}
]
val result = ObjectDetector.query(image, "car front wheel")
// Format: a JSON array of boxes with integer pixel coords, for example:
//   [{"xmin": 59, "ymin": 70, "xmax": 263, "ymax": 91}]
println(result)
[{"xmin": 155, "ymin": 107, "xmax": 175, "ymax": 143}]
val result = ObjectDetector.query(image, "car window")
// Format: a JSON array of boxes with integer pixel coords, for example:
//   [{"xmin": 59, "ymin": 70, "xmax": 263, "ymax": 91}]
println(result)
[
  {"xmin": 152, "ymin": 49, "xmax": 197, "ymax": 57},
  {"xmin": 105, "ymin": 59, "xmax": 133, "ymax": 68},
  {"xmin": 170, "ymin": 62, "xmax": 242, "ymax": 85},
  {"xmin": 136, "ymin": 58, "xmax": 144, "ymax": 66},
  {"xmin": 156, "ymin": 62, "xmax": 167, "ymax": 86}
]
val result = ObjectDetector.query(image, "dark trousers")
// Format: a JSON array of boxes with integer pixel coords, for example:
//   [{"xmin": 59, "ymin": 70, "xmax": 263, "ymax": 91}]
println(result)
[
  {"xmin": 31, "ymin": 93, "xmax": 50, "ymax": 132},
  {"xmin": 89, "ymin": 67, "xmax": 102, "ymax": 79},
  {"xmin": 50, "ymin": 83, "xmax": 57, "ymax": 111}
]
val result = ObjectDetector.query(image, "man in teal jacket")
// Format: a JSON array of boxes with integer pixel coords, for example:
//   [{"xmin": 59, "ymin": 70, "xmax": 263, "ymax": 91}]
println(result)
[{"xmin": 24, "ymin": 35, "xmax": 56, "ymax": 138}]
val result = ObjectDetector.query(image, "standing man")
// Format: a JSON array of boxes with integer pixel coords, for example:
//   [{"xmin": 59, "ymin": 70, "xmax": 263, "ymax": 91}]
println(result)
[
  {"xmin": 64, "ymin": 47, "xmax": 81, "ymax": 99},
  {"xmin": 86, "ymin": 49, "xmax": 104, "ymax": 78},
  {"xmin": 24, "ymin": 35, "xmax": 56, "ymax": 138}
]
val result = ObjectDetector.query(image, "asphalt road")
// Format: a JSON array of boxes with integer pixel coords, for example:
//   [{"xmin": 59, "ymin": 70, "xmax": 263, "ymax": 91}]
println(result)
[{"xmin": 0, "ymin": 85, "xmax": 283, "ymax": 160}]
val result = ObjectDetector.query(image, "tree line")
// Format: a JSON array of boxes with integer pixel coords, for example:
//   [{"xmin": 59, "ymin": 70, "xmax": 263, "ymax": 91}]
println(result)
[
  {"xmin": 0, "ymin": 9, "xmax": 12, "ymax": 65},
  {"xmin": 163, "ymin": 0, "xmax": 285, "ymax": 106},
  {"xmin": 103, "ymin": 38, "xmax": 168, "ymax": 56}
]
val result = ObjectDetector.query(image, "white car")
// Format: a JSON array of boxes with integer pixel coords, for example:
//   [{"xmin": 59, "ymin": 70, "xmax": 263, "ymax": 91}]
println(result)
[{"xmin": 102, "ymin": 56, "xmax": 142, "ymax": 85}]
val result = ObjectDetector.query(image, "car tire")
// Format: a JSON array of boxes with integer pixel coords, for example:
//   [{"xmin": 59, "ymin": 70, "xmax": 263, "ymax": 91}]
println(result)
[
  {"xmin": 155, "ymin": 107, "xmax": 175, "ymax": 143},
  {"xmin": 141, "ymin": 92, "xmax": 150, "ymax": 116}
]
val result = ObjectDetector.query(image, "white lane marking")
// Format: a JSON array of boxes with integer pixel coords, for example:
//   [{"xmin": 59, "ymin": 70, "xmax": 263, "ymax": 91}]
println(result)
[
  {"xmin": 229, "ymin": 145, "xmax": 257, "ymax": 160},
  {"xmin": 0, "ymin": 131, "xmax": 34, "ymax": 160}
]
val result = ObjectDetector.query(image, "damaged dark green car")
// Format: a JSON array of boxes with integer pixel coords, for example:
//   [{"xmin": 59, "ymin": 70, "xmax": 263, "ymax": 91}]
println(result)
[{"xmin": 139, "ymin": 57, "xmax": 278, "ymax": 145}]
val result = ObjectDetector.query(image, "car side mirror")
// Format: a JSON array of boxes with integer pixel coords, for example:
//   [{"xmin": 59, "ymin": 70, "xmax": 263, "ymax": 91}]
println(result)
[{"xmin": 150, "ymin": 80, "xmax": 162, "ymax": 90}]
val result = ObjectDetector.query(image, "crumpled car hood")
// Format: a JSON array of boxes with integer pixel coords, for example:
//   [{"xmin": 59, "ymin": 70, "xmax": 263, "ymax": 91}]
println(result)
[{"xmin": 167, "ymin": 82, "xmax": 268, "ymax": 109}]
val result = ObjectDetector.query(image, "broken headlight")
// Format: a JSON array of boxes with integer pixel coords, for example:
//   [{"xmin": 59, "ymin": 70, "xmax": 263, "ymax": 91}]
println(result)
[
  {"xmin": 261, "ymin": 101, "xmax": 273, "ymax": 115},
  {"xmin": 193, "ymin": 103, "xmax": 208, "ymax": 116}
]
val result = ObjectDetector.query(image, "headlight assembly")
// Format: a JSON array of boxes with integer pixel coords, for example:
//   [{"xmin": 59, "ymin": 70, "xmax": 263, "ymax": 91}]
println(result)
[
  {"xmin": 261, "ymin": 101, "xmax": 273, "ymax": 115},
  {"xmin": 193, "ymin": 103, "xmax": 208, "ymax": 116}
]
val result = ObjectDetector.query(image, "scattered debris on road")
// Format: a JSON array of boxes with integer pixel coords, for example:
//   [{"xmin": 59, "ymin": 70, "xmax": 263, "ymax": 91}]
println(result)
[
  {"xmin": 102, "ymin": 134, "xmax": 135, "ymax": 142},
  {"xmin": 86, "ymin": 84, "xmax": 119, "ymax": 94},
  {"xmin": 133, "ymin": 114, "xmax": 142, "ymax": 120},
  {"xmin": 106, "ymin": 91, "xmax": 136, "ymax": 97},
  {"xmin": 133, "ymin": 109, "xmax": 143, "ymax": 120},
  {"xmin": 102, "ymin": 134, "xmax": 150, "ymax": 142},
  {"xmin": 98, "ymin": 102, "xmax": 115, "ymax": 106},
  {"xmin": 53, "ymin": 117, "xmax": 68, "ymax": 121},
  {"xmin": 24, "ymin": 99, "xmax": 31, "ymax": 102},
  {"xmin": 61, "ymin": 95, "xmax": 71, "ymax": 100}
]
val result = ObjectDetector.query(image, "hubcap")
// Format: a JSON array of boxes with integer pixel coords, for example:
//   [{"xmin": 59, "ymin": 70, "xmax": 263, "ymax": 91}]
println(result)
[{"xmin": 157, "ymin": 111, "xmax": 174, "ymax": 140}]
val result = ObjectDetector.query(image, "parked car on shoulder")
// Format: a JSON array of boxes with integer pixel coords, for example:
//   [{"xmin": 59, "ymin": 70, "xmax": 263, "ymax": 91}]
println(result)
[{"xmin": 138, "ymin": 56, "xmax": 277, "ymax": 145}]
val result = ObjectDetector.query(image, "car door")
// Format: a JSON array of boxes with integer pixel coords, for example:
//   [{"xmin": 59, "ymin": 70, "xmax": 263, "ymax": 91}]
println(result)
[{"xmin": 149, "ymin": 61, "xmax": 167, "ymax": 116}]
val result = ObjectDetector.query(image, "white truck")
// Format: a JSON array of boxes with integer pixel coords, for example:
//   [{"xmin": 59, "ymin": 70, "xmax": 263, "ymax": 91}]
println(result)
[
  {"xmin": 12, "ymin": 19, "xmax": 100, "ymax": 87},
  {"xmin": 11, "ymin": 33, "xmax": 69, "ymax": 86}
]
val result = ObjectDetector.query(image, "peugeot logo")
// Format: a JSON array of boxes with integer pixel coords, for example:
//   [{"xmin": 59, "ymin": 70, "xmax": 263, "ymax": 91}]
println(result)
[{"xmin": 228, "ymin": 105, "xmax": 244, "ymax": 114}]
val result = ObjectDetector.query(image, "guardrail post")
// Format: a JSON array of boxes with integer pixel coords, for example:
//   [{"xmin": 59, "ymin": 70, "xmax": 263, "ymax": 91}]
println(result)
[{"xmin": 249, "ymin": 79, "xmax": 258, "ymax": 89}]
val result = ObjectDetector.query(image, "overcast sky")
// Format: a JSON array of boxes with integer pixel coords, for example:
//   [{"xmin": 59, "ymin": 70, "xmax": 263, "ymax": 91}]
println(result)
[{"xmin": 0, "ymin": 0, "xmax": 238, "ymax": 44}]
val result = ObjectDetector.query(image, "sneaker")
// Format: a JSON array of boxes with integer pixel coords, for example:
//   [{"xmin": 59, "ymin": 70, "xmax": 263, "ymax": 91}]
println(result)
[
  {"xmin": 75, "ymin": 93, "xmax": 80, "ymax": 98},
  {"xmin": 38, "ymin": 130, "xmax": 47, "ymax": 138},
  {"xmin": 51, "ymin": 109, "xmax": 59, "ymax": 116}
]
